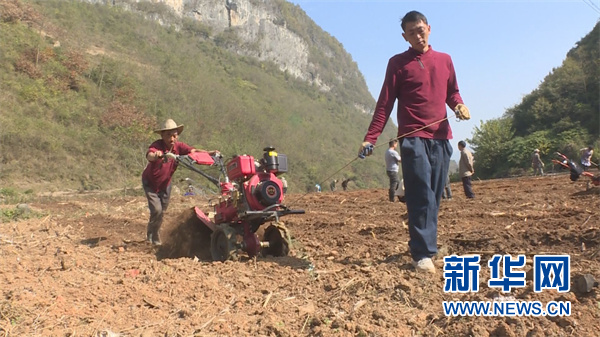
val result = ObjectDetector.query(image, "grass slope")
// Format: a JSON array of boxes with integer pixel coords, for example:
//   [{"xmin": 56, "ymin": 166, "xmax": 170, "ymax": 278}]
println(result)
[{"xmin": 0, "ymin": 0, "xmax": 397, "ymax": 195}]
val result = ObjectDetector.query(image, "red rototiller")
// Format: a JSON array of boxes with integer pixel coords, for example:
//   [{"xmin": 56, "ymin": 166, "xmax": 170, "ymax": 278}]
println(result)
[
  {"xmin": 552, "ymin": 152, "xmax": 600, "ymax": 189},
  {"xmin": 165, "ymin": 147, "xmax": 304, "ymax": 261}
]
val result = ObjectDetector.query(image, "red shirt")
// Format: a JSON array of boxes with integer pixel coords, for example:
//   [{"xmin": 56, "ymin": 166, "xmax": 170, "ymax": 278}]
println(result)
[
  {"xmin": 364, "ymin": 46, "xmax": 463, "ymax": 145},
  {"xmin": 142, "ymin": 140, "xmax": 193, "ymax": 192}
]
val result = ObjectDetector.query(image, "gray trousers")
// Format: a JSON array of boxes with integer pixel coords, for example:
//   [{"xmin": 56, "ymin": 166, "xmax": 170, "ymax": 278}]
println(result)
[
  {"xmin": 387, "ymin": 170, "xmax": 400, "ymax": 202},
  {"xmin": 442, "ymin": 182, "xmax": 452, "ymax": 199},
  {"xmin": 142, "ymin": 180, "xmax": 172, "ymax": 238}
]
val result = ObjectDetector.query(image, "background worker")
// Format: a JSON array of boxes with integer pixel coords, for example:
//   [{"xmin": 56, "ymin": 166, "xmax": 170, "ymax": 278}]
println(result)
[
  {"xmin": 184, "ymin": 184, "xmax": 195, "ymax": 196},
  {"xmin": 531, "ymin": 148, "xmax": 545, "ymax": 176},
  {"xmin": 385, "ymin": 139, "xmax": 401, "ymax": 202},
  {"xmin": 142, "ymin": 119, "xmax": 220, "ymax": 245},
  {"xmin": 330, "ymin": 179, "xmax": 338, "ymax": 191},
  {"xmin": 281, "ymin": 176, "xmax": 288, "ymax": 194},
  {"xmin": 458, "ymin": 141, "xmax": 475, "ymax": 198},
  {"xmin": 358, "ymin": 10, "xmax": 470, "ymax": 273},
  {"xmin": 341, "ymin": 178, "xmax": 350, "ymax": 191},
  {"xmin": 341, "ymin": 177, "xmax": 355, "ymax": 191},
  {"xmin": 441, "ymin": 170, "xmax": 452, "ymax": 200},
  {"xmin": 580, "ymin": 146, "xmax": 594, "ymax": 171}
]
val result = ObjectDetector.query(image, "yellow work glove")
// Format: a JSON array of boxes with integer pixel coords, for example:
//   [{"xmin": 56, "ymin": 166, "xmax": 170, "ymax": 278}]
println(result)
[{"xmin": 454, "ymin": 104, "xmax": 471, "ymax": 120}]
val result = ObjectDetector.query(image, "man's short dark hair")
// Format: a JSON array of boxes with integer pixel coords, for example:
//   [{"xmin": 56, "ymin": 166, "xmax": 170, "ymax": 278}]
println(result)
[
  {"xmin": 389, "ymin": 139, "xmax": 398, "ymax": 147},
  {"xmin": 401, "ymin": 10, "xmax": 428, "ymax": 31},
  {"xmin": 458, "ymin": 140, "xmax": 466, "ymax": 148}
]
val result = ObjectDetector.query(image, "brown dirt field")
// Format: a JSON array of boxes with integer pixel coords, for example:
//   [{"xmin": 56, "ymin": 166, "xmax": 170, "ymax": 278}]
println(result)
[{"xmin": 0, "ymin": 174, "xmax": 599, "ymax": 337}]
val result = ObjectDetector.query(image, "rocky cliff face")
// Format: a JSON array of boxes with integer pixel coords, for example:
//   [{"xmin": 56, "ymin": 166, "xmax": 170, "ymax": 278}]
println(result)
[{"xmin": 77, "ymin": 0, "xmax": 373, "ymax": 100}]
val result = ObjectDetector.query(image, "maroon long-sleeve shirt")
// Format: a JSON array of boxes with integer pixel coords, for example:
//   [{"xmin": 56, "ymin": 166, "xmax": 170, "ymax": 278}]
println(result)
[
  {"xmin": 364, "ymin": 46, "xmax": 463, "ymax": 145},
  {"xmin": 142, "ymin": 140, "xmax": 193, "ymax": 193}
]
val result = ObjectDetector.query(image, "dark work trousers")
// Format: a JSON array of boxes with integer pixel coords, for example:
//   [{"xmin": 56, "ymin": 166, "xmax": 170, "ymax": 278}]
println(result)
[
  {"xmin": 143, "ymin": 180, "xmax": 172, "ymax": 240},
  {"xmin": 461, "ymin": 176, "xmax": 475, "ymax": 198},
  {"xmin": 387, "ymin": 170, "xmax": 400, "ymax": 202},
  {"xmin": 400, "ymin": 137, "xmax": 452, "ymax": 261}
]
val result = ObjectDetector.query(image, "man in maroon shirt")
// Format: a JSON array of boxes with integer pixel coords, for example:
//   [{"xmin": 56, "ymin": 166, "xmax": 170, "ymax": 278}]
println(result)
[
  {"xmin": 142, "ymin": 119, "xmax": 220, "ymax": 245},
  {"xmin": 359, "ymin": 11, "xmax": 470, "ymax": 273}
]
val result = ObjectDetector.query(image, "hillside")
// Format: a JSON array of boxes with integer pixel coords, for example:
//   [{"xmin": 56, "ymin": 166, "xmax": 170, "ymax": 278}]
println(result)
[{"xmin": 0, "ymin": 0, "xmax": 396, "ymax": 195}]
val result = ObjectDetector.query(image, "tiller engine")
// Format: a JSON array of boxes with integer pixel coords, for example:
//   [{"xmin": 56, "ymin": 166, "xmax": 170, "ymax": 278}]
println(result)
[{"xmin": 166, "ymin": 147, "xmax": 304, "ymax": 261}]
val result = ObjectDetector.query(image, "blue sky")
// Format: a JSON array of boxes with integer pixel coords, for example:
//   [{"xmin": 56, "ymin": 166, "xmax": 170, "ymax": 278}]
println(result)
[{"xmin": 290, "ymin": 0, "xmax": 599, "ymax": 159}]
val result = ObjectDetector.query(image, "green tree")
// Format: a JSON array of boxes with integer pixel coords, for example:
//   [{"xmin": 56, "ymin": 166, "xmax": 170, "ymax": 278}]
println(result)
[{"xmin": 468, "ymin": 118, "xmax": 514, "ymax": 178}]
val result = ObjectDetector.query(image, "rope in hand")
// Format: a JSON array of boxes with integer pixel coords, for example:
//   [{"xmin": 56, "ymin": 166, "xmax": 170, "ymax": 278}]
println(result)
[{"xmin": 286, "ymin": 116, "xmax": 450, "ymax": 207}]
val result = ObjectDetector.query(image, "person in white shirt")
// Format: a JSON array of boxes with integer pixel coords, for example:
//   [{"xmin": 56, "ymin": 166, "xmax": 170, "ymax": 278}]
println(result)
[
  {"xmin": 385, "ymin": 139, "xmax": 402, "ymax": 202},
  {"xmin": 580, "ymin": 146, "xmax": 594, "ymax": 171}
]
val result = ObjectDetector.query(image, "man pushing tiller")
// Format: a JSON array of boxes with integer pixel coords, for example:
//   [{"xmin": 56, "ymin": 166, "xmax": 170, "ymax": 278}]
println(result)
[
  {"xmin": 552, "ymin": 152, "xmax": 599, "ymax": 190},
  {"xmin": 142, "ymin": 119, "xmax": 220, "ymax": 245}
]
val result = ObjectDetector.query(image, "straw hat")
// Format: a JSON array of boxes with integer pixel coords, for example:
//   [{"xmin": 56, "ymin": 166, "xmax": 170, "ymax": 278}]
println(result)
[
  {"xmin": 154, "ymin": 119, "xmax": 184, "ymax": 135},
  {"xmin": 534, "ymin": 149, "xmax": 539, "ymax": 153}
]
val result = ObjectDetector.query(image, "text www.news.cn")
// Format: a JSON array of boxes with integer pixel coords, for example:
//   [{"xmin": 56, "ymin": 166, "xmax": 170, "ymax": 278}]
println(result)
[{"xmin": 443, "ymin": 300, "xmax": 571, "ymax": 317}]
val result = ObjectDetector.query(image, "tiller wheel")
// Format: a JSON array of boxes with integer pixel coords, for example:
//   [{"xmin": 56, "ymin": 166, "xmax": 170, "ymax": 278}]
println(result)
[
  {"xmin": 262, "ymin": 223, "xmax": 291, "ymax": 257},
  {"xmin": 210, "ymin": 224, "xmax": 238, "ymax": 261}
]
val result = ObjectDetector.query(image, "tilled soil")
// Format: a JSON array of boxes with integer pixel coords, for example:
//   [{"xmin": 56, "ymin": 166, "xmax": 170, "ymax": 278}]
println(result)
[{"xmin": 0, "ymin": 174, "xmax": 599, "ymax": 337}]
